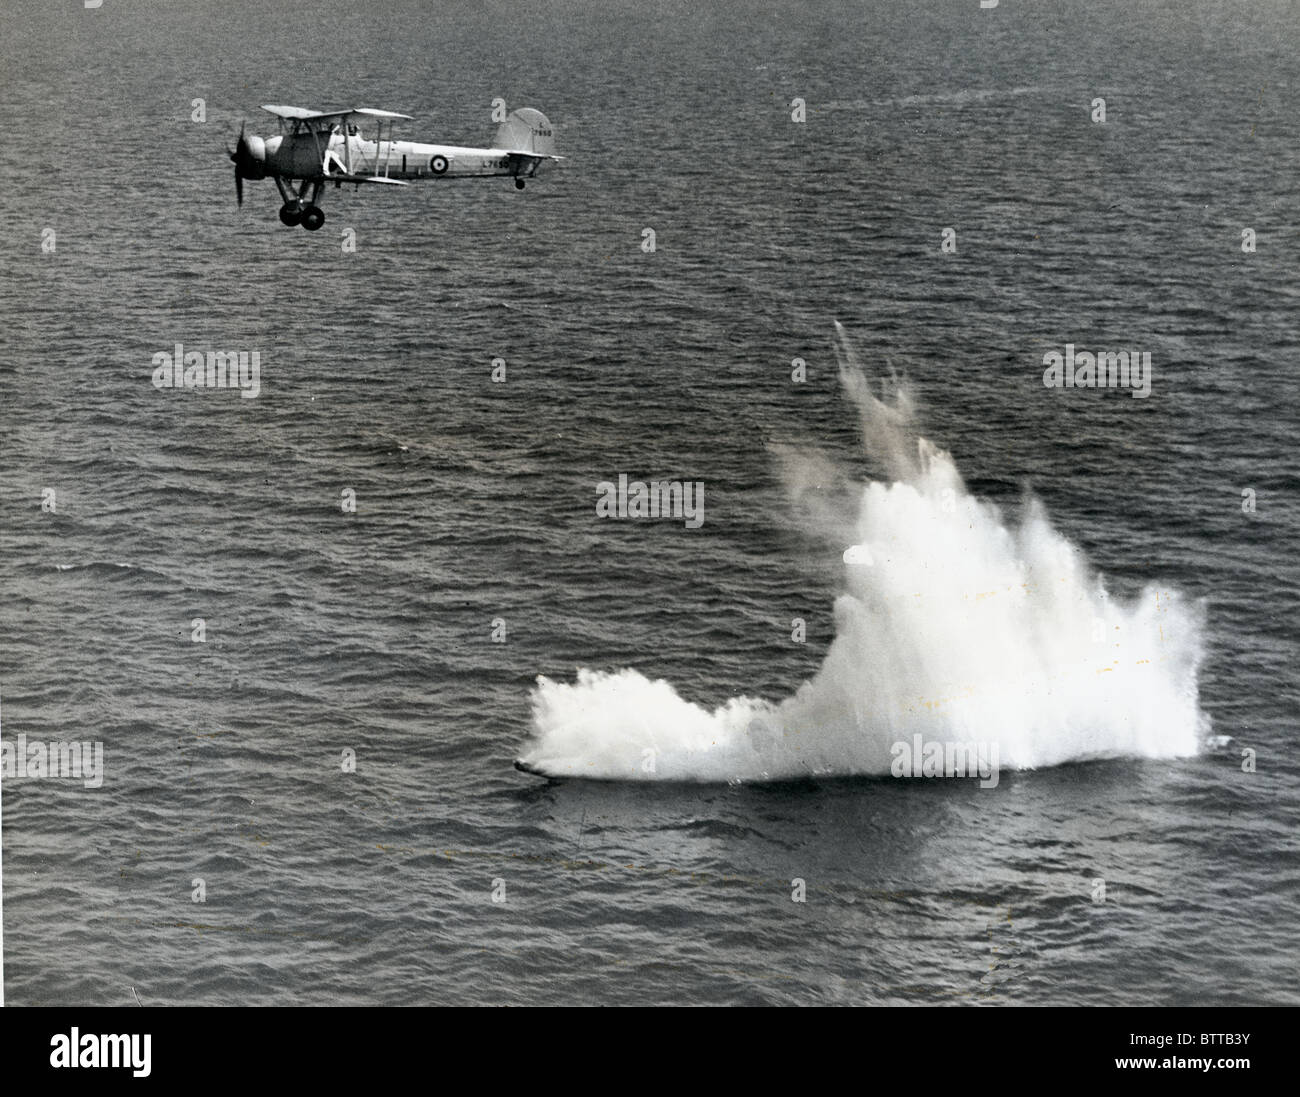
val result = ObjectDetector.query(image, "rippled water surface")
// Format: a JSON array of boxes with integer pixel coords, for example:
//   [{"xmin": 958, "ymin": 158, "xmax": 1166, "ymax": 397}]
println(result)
[{"xmin": 1, "ymin": 0, "xmax": 1298, "ymax": 1005}]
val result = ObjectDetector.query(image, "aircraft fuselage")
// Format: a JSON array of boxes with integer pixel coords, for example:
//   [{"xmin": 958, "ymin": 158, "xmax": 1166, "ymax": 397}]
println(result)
[{"xmin": 263, "ymin": 132, "xmax": 540, "ymax": 182}]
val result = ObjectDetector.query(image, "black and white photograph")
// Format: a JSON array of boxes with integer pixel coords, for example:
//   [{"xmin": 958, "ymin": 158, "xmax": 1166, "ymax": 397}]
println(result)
[{"xmin": 0, "ymin": 0, "xmax": 1294, "ymax": 1070}]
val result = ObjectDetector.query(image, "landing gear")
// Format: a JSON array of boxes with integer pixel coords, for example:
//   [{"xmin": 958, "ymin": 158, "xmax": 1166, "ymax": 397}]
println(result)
[
  {"xmin": 515, "ymin": 178, "xmax": 526, "ymax": 190},
  {"xmin": 274, "ymin": 178, "xmax": 326, "ymax": 230}
]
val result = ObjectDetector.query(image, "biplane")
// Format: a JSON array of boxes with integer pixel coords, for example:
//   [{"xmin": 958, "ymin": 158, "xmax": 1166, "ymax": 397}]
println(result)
[{"xmin": 227, "ymin": 105, "xmax": 560, "ymax": 229}]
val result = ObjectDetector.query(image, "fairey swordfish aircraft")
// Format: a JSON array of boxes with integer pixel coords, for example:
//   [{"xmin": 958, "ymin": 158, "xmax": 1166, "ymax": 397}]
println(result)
[{"xmin": 227, "ymin": 104, "xmax": 559, "ymax": 229}]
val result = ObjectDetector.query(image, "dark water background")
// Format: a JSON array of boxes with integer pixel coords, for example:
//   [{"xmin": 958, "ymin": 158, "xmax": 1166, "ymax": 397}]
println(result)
[{"xmin": 1, "ymin": 0, "xmax": 1297, "ymax": 1004}]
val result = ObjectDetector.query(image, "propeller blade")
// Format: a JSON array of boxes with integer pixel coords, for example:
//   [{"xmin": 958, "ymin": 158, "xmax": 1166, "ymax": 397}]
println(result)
[{"xmin": 232, "ymin": 121, "xmax": 247, "ymax": 205}]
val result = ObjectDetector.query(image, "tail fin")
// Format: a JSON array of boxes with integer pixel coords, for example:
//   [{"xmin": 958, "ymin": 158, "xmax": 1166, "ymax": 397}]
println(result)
[{"xmin": 494, "ymin": 108, "xmax": 556, "ymax": 155}]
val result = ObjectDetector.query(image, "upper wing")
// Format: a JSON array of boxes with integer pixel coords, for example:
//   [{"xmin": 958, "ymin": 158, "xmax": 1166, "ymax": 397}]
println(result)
[
  {"xmin": 350, "ymin": 108, "xmax": 413, "ymax": 121},
  {"xmin": 261, "ymin": 104, "xmax": 413, "ymax": 122},
  {"xmin": 261, "ymin": 105, "xmax": 336, "ymax": 121}
]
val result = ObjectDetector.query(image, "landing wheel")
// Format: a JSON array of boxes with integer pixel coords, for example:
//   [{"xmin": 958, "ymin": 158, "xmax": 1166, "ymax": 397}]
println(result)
[
  {"xmin": 514, "ymin": 179, "xmax": 526, "ymax": 190},
  {"xmin": 279, "ymin": 202, "xmax": 303, "ymax": 227},
  {"xmin": 300, "ymin": 205, "xmax": 326, "ymax": 231}
]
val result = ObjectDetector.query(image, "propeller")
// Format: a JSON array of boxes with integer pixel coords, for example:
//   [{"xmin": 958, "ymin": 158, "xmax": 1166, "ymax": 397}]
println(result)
[
  {"xmin": 227, "ymin": 122, "xmax": 266, "ymax": 207},
  {"xmin": 227, "ymin": 122, "xmax": 246, "ymax": 206}
]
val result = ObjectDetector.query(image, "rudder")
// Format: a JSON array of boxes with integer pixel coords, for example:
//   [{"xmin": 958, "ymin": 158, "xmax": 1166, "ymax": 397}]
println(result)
[{"xmin": 494, "ymin": 108, "xmax": 556, "ymax": 155}]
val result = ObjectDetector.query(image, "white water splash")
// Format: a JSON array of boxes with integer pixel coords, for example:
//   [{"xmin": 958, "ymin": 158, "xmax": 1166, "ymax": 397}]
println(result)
[{"xmin": 518, "ymin": 325, "xmax": 1208, "ymax": 782}]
